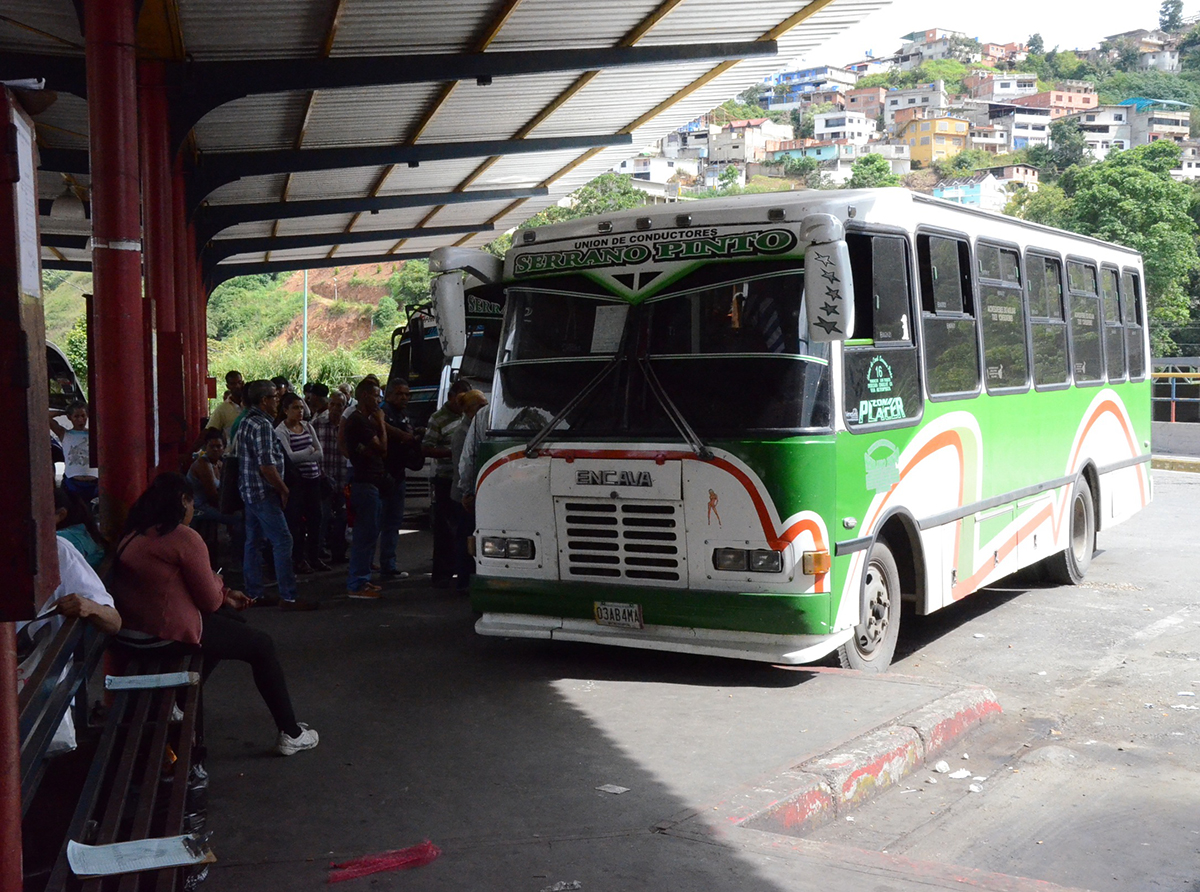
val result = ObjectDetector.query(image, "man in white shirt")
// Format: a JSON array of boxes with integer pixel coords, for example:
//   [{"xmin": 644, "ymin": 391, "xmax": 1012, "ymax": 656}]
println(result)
[{"xmin": 16, "ymin": 538, "xmax": 122, "ymax": 753}]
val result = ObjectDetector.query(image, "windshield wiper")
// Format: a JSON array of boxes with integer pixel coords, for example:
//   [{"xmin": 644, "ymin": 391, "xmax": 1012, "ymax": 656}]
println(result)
[
  {"xmin": 638, "ymin": 357, "xmax": 713, "ymax": 460},
  {"xmin": 524, "ymin": 352, "xmax": 623, "ymax": 457}
]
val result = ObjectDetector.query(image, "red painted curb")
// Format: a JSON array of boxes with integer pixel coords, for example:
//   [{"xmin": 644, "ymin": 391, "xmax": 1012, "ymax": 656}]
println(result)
[{"xmin": 739, "ymin": 686, "xmax": 1001, "ymax": 836}]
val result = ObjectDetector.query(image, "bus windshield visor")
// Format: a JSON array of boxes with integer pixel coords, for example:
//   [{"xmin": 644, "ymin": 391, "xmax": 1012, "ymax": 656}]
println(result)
[{"xmin": 492, "ymin": 270, "xmax": 830, "ymax": 437}]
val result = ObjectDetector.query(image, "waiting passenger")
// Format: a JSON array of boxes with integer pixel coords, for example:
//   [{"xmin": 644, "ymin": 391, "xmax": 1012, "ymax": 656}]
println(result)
[
  {"xmin": 54, "ymin": 485, "xmax": 106, "ymax": 569},
  {"xmin": 111, "ymin": 473, "xmax": 319, "ymax": 756}
]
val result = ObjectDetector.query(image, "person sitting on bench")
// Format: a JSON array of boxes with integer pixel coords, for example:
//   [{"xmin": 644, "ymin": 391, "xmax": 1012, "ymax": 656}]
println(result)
[
  {"xmin": 110, "ymin": 473, "xmax": 319, "ymax": 756},
  {"xmin": 16, "ymin": 537, "xmax": 122, "ymax": 754}
]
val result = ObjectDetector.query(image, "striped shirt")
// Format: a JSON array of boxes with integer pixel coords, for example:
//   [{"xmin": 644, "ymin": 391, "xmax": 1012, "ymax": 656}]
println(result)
[{"xmin": 274, "ymin": 420, "xmax": 323, "ymax": 480}]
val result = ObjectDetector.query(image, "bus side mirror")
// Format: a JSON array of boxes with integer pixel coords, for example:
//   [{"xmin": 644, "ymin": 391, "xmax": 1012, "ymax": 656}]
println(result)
[
  {"xmin": 801, "ymin": 214, "xmax": 855, "ymax": 342},
  {"xmin": 433, "ymin": 272, "xmax": 467, "ymax": 357}
]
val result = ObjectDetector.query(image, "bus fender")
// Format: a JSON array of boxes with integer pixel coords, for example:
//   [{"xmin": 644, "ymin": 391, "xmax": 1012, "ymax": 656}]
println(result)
[{"xmin": 859, "ymin": 507, "xmax": 925, "ymax": 620}]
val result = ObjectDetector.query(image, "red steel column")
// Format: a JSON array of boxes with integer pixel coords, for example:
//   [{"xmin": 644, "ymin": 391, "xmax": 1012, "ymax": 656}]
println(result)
[
  {"xmin": 0, "ymin": 626, "xmax": 20, "ymax": 892},
  {"xmin": 188, "ymin": 224, "xmax": 206, "ymax": 430},
  {"xmin": 85, "ymin": 0, "xmax": 148, "ymax": 537},
  {"xmin": 139, "ymin": 61, "xmax": 185, "ymax": 473},
  {"xmin": 171, "ymin": 161, "xmax": 194, "ymax": 436}
]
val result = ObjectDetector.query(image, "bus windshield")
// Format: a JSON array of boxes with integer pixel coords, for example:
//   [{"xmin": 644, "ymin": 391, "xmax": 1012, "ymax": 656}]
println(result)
[{"xmin": 492, "ymin": 268, "xmax": 831, "ymax": 438}]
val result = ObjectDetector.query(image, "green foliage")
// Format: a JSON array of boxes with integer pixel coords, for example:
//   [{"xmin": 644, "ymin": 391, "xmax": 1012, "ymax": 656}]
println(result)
[
  {"xmin": 932, "ymin": 148, "xmax": 997, "ymax": 179},
  {"xmin": 207, "ymin": 274, "xmax": 303, "ymax": 342},
  {"xmin": 64, "ymin": 314, "xmax": 88, "ymax": 389},
  {"xmin": 516, "ymin": 172, "xmax": 648, "ymax": 235},
  {"xmin": 1008, "ymin": 141, "xmax": 1198, "ymax": 354},
  {"xmin": 42, "ymin": 269, "xmax": 70, "ymax": 291},
  {"xmin": 713, "ymin": 97, "xmax": 789, "ymax": 126},
  {"xmin": 1099, "ymin": 37, "xmax": 1142, "ymax": 73},
  {"xmin": 208, "ymin": 338, "xmax": 385, "ymax": 391},
  {"xmin": 1005, "ymin": 182, "xmax": 1070, "ymax": 227},
  {"xmin": 1028, "ymin": 33, "xmax": 1044, "ymax": 55},
  {"xmin": 387, "ymin": 260, "xmax": 432, "ymax": 308},
  {"xmin": 1162, "ymin": 0, "xmax": 1184, "ymax": 32},
  {"xmin": 373, "ymin": 293, "xmax": 399, "ymax": 330},
  {"xmin": 1045, "ymin": 118, "xmax": 1091, "ymax": 176},
  {"xmin": 356, "ymin": 328, "xmax": 394, "ymax": 365},
  {"xmin": 781, "ymin": 155, "xmax": 818, "ymax": 177},
  {"xmin": 845, "ymin": 153, "xmax": 901, "ymax": 189},
  {"xmin": 795, "ymin": 102, "xmax": 834, "ymax": 139},
  {"xmin": 1097, "ymin": 69, "xmax": 1200, "ymax": 107},
  {"xmin": 718, "ymin": 165, "xmax": 741, "ymax": 188},
  {"xmin": 854, "ymin": 60, "xmax": 971, "ymax": 95}
]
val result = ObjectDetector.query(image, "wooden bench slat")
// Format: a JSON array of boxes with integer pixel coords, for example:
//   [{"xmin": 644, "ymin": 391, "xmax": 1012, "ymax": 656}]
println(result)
[
  {"xmin": 42, "ymin": 688, "xmax": 131, "ymax": 892},
  {"xmin": 18, "ymin": 617, "xmax": 87, "ymax": 734},
  {"xmin": 153, "ymin": 654, "xmax": 204, "ymax": 892}
]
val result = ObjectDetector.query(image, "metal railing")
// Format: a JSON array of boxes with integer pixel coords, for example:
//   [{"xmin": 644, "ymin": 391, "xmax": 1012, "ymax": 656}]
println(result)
[{"xmin": 1153, "ymin": 360, "xmax": 1200, "ymax": 422}]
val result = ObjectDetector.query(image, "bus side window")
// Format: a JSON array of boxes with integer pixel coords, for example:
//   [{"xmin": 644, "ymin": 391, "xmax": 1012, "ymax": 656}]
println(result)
[
  {"xmin": 1121, "ymin": 269, "xmax": 1147, "ymax": 380},
  {"xmin": 918, "ymin": 233, "xmax": 980, "ymax": 397},
  {"xmin": 844, "ymin": 233, "xmax": 921, "ymax": 430},
  {"xmin": 1026, "ymin": 254, "xmax": 1070, "ymax": 389},
  {"xmin": 1067, "ymin": 260, "xmax": 1104, "ymax": 386},
  {"xmin": 978, "ymin": 243, "xmax": 1029, "ymax": 393},
  {"xmin": 1100, "ymin": 267, "xmax": 1126, "ymax": 382}
]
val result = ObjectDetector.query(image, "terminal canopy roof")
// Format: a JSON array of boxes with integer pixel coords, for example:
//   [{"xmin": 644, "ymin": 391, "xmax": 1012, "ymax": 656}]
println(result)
[{"xmin": 1, "ymin": 0, "xmax": 889, "ymax": 286}]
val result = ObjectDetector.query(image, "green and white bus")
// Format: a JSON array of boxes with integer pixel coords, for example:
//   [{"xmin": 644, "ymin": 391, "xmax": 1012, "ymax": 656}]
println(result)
[{"xmin": 456, "ymin": 188, "xmax": 1151, "ymax": 671}]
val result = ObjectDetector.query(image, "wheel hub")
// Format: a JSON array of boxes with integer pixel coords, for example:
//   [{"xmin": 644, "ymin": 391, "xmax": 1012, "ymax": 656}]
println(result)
[{"xmin": 856, "ymin": 562, "xmax": 891, "ymax": 653}]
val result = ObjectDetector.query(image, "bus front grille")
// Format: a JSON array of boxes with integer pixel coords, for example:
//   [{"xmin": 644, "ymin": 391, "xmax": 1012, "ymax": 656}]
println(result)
[{"xmin": 556, "ymin": 499, "xmax": 686, "ymax": 586}]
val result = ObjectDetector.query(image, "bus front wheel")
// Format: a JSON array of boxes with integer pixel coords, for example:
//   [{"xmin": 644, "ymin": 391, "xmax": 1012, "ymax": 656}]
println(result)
[
  {"xmin": 1046, "ymin": 481, "xmax": 1095, "ymax": 586},
  {"xmin": 838, "ymin": 542, "xmax": 901, "ymax": 673}
]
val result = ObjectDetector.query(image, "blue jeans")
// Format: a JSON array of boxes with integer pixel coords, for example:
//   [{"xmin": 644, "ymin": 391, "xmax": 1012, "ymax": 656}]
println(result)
[
  {"xmin": 378, "ymin": 477, "xmax": 406, "ymax": 574},
  {"xmin": 348, "ymin": 481, "xmax": 382, "ymax": 592},
  {"xmin": 243, "ymin": 494, "xmax": 298, "ymax": 602}
]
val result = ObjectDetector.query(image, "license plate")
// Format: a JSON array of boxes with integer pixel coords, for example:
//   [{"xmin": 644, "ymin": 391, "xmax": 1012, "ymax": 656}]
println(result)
[{"xmin": 593, "ymin": 601, "xmax": 644, "ymax": 630}]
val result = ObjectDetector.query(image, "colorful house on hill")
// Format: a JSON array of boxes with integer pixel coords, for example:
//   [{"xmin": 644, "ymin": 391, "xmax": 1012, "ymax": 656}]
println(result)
[
  {"xmin": 898, "ymin": 115, "xmax": 970, "ymax": 165},
  {"xmin": 932, "ymin": 171, "xmax": 1008, "ymax": 212}
]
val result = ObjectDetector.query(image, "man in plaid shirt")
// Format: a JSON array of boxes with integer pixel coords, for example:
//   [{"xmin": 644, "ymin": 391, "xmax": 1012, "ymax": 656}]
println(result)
[
  {"xmin": 312, "ymin": 389, "xmax": 349, "ymax": 563},
  {"xmin": 235, "ymin": 379, "xmax": 302, "ymax": 606}
]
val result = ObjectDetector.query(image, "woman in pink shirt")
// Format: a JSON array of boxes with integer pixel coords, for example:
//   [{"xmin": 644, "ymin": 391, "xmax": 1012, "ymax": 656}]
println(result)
[{"xmin": 112, "ymin": 473, "xmax": 319, "ymax": 756}]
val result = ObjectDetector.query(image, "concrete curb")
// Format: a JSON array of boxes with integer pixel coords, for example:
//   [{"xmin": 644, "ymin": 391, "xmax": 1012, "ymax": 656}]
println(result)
[
  {"xmin": 1151, "ymin": 455, "xmax": 1200, "ymax": 473},
  {"xmin": 738, "ymin": 685, "xmax": 1001, "ymax": 836}
]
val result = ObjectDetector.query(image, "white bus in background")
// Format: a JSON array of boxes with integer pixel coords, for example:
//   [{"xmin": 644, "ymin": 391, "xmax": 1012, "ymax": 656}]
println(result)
[{"xmin": 387, "ymin": 250, "xmax": 505, "ymax": 519}]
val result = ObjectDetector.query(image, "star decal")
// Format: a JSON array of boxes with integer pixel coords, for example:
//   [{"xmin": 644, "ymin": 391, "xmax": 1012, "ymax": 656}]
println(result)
[
  {"xmin": 821, "ymin": 301, "xmax": 840, "ymax": 316},
  {"xmin": 815, "ymin": 317, "xmax": 842, "ymax": 335},
  {"xmin": 820, "ymin": 268, "xmax": 839, "ymax": 283}
]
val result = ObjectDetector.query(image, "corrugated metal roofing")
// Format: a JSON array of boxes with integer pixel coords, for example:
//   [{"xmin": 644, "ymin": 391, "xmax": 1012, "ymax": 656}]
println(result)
[{"xmin": 8, "ymin": 0, "xmax": 893, "ymax": 276}]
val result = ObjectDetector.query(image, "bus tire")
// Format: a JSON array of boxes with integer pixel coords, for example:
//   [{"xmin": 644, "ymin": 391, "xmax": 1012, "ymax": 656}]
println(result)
[
  {"xmin": 1046, "ymin": 480, "xmax": 1095, "ymax": 586},
  {"xmin": 838, "ymin": 541, "xmax": 901, "ymax": 673}
]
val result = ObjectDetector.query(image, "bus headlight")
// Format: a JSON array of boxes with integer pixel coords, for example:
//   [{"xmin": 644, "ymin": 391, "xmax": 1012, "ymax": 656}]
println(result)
[
  {"xmin": 712, "ymin": 548, "xmax": 747, "ymax": 571},
  {"xmin": 749, "ymin": 549, "xmax": 783, "ymax": 573},
  {"xmin": 712, "ymin": 548, "xmax": 783, "ymax": 573},
  {"xmin": 481, "ymin": 536, "xmax": 536, "ymax": 559}
]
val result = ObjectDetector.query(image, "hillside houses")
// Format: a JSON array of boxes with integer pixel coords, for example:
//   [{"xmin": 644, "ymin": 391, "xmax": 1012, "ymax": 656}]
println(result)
[{"xmin": 621, "ymin": 20, "xmax": 1199, "ymax": 199}]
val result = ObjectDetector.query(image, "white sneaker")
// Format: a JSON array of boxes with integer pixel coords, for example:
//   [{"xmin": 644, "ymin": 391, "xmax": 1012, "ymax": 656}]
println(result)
[{"xmin": 277, "ymin": 722, "xmax": 319, "ymax": 756}]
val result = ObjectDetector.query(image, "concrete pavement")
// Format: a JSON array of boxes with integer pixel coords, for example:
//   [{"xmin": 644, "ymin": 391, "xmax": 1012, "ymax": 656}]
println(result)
[{"xmin": 187, "ymin": 530, "xmax": 1048, "ymax": 892}]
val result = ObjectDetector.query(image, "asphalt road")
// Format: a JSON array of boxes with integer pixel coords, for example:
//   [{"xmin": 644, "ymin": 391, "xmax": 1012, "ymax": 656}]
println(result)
[
  {"xmin": 196, "ymin": 471, "xmax": 1198, "ymax": 892},
  {"xmin": 809, "ymin": 468, "xmax": 1200, "ymax": 892}
]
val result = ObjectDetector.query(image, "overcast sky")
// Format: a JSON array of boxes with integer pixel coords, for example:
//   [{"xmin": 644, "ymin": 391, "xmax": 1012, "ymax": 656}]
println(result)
[{"xmin": 799, "ymin": 0, "xmax": 1200, "ymax": 67}]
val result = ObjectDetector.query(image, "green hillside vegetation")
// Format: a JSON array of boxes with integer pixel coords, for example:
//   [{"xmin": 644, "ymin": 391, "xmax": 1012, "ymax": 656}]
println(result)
[{"xmin": 42, "ymin": 269, "xmax": 91, "ymax": 344}]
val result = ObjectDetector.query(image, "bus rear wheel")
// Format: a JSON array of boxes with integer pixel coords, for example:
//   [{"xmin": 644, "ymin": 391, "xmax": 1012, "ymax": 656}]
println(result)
[
  {"xmin": 838, "ymin": 541, "xmax": 901, "ymax": 673},
  {"xmin": 1046, "ymin": 480, "xmax": 1095, "ymax": 586}
]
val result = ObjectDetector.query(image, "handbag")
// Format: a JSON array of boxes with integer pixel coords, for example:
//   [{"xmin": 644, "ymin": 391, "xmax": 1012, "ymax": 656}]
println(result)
[{"xmin": 403, "ymin": 435, "xmax": 426, "ymax": 472}]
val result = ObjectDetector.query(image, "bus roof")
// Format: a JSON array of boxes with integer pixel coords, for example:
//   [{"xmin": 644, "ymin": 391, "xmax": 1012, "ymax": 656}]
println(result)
[{"xmin": 509, "ymin": 188, "xmax": 1141, "ymax": 263}]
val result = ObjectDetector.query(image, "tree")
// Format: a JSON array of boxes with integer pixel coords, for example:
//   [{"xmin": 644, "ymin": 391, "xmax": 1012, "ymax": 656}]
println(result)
[
  {"xmin": 1005, "ymin": 182, "xmax": 1070, "ymax": 228},
  {"xmin": 845, "ymin": 153, "xmax": 901, "ymax": 189},
  {"xmin": 1028, "ymin": 33, "xmax": 1044, "ymax": 54},
  {"xmin": 932, "ymin": 148, "xmax": 995, "ymax": 179},
  {"xmin": 64, "ymin": 314, "xmax": 88, "ymax": 388},
  {"xmin": 388, "ymin": 260, "xmax": 432, "ymax": 309},
  {"xmin": 944, "ymin": 35, "xmax": 982, "ymax": 64},
  {"xmin": 718, "ymin": 165, "xmax": 742, "ymax": 190},
  {"xmin": 796, "ymin": 102, "xmax": 834, "ymax": 139},
  {"xmin": 1161, "ymin": 0, "xmax": 1184, "ymax": 32},
  {"xmin": 781, "ymin": 155, "xmax": 818, "ymax": 177},
  {"xmin": 1065, "ymin": 141, "xmax": 1197, "ymax": 353},
  {"xmin": 1048, "ymin": 118, "xmax": 1090, "ymax": 172},
  {"xmin": 373, "ymin": 294, "xmax": 400, "ymax": 332},
  {"xmin": 1100, "ymin": 36, "xmax": 1142, "ymax": 72}
]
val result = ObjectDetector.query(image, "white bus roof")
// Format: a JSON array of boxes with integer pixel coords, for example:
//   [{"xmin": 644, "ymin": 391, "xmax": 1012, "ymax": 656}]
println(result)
[{"xmin": 511, "ymin": 188, "xmax": 1141, "ymax": 263}]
